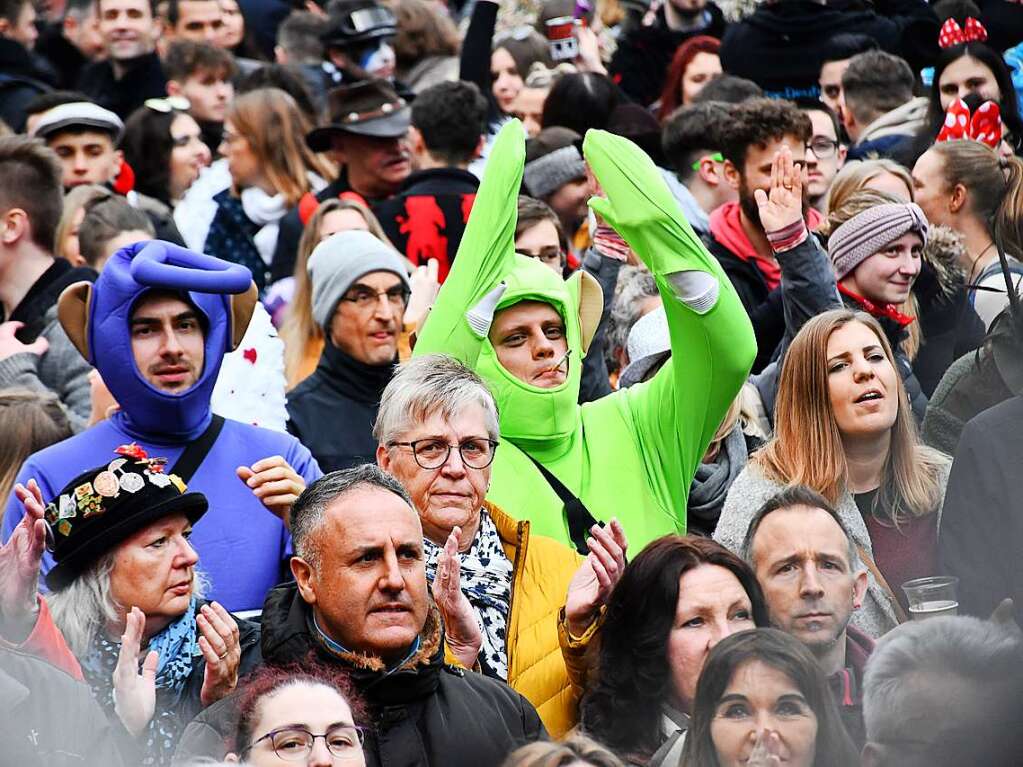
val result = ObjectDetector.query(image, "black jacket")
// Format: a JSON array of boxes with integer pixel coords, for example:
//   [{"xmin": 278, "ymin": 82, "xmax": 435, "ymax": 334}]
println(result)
[
  {"xmin": 0, "ymin": 646, "xmax": 128, "ymax": 767},
  {"xmin": 5, "ymin": 258, "xmax": 97, "ymax": 343},
  {"xmin": 270, "ymin": 172, "xmax": 393, "ymax": 285},
  {"xmin": 720, "ymin": 0, "xmax": 939, "ymax": 98},
  {"xmin": 705, "ymin": 234, "xmax": 786, "ymax": 373},
  {"xmin": 77, "ymin": 52, "xmax": 167, "ymax": 119},
  {"xmin": 374, "ymin": 167, "xmax": 480, "ymax": 281},
  {"xmin": 609, "ymin": 3, "xmax": 726, "ymax": 107},
  {"xmin": 286, "ymin": 342, "xmax": 393, "ymax": 472},
  {"xmin": 36, "ymin": 23, "xmax": 89, "ymax": 90},
  {"xmin": 0, "ymin": 37, "xmax": 54, "ymax": 133},
  {"xmin": 259, "ymin": 583, "xmax": 547, "ymax": 767},
  {"xmin": 940, "ymin": 395, "xmax": 1023, "ymax": 626}
]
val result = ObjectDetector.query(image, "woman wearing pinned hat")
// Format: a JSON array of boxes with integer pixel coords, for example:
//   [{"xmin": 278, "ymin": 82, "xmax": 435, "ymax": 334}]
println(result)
[{"xmin": 10, "ymin": 448, "xmax": 261, "ymax": 767}]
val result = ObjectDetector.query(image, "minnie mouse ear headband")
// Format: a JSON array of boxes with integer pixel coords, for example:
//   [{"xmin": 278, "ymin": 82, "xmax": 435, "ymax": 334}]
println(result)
[
  {"xmin": 936, "ymin": 98, "xmax": 1002, "ymax": 148},
  {"xmin": 938, "ymin": 17, "xmax": 988, "ymax": 48},
  {"xmin": 830, "ymin": 203, "xmax": 929, "ymax": 281}
]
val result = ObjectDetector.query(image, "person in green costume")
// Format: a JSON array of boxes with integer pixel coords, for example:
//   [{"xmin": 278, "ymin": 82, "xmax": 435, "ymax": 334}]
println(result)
[{"xmin": 413, "ymin": 119, "xmax": 757, "ymax": 551}]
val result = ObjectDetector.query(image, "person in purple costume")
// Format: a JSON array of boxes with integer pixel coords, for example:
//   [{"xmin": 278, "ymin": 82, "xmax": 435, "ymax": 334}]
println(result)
[{"xmin": 2, "ymin": 241, "xmax": 321, "ymax": 611}]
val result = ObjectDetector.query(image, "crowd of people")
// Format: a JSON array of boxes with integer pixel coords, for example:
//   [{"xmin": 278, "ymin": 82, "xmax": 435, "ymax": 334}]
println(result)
[{"xmin": 2, "ymin": 0, "xmax": 1023, "ymax": 764}]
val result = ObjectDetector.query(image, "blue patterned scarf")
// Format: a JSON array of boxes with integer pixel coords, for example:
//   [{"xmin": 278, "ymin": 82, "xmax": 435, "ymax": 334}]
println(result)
[{"xmin": 81, "ymin": 599, "xmax": 201, "ymax": 766}]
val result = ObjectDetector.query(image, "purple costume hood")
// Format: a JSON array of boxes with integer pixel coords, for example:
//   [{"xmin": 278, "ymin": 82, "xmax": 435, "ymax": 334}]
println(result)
[{"xmin": 58, "ymin": 241, "xmax": 257, "ymax": 439}]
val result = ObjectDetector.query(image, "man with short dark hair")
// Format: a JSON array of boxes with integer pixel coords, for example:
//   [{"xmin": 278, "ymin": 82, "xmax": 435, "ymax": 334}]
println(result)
[
  {"xmin": 271, "ymin": 78, "xmax": 411, "ymax": 283},
  {"xmin": 0, "ymin": 0, "xmax": 55, "ymax": 132},
  {"xmin": 817, "ymin": 33, "xmax": 878, "ymax": 119},
  {"xmin": 742, "ymin": 485, "xmax": 873, "ymax": 748},
  {"xmin": 661, "ymin": 101, "xmax": 736, "ymax": 237},
  {"xmin": 373, "ymin": 80, "xmax": 485, "ymax": 280},
  {"xmin": 36, "ymin": 0, "xmax": 106, "ymax": 90},
  {"xmin": 690, "ymin": 74, "xmax": 763, "ymax": 105},
  {"xmin": 842, "ymin": 50, "xmax": 928, "ymax": 161},
  {"xmin": 0, "ymin": 136, "xmax": 95, "ymax": 431},
  {"xmin": 798, "ymin": 100, "xmax": 847, "ymax": 212},
  {"xmin": 273, "ymin": 10, "xmax": 329, "ymax": 107},
  {"xmin": 260, "ymin": 464, "xmax": 547, "ymax": 765},
  {"xmin": 609, "ymin": 0, "xmax": 725, "ymax": 107},
  {"xmin": 164, "ymin": 40, "xmax": 238, "ymax": 151},
  {"xmin": 162, "ymin": 0, "xmax": 224, "ymax": 44},
  {"xmin": 77, "ymin": 0, "xmax": 167, "ymax": 118},
  {"xmin": 705, "ymin": 97, "xmax": 819, "ymax": 371}
]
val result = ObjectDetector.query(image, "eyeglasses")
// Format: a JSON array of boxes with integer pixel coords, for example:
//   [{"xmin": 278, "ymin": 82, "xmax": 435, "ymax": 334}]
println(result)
[
  {"xmin": 807, "ymin": 137, "xmax": 839, "ymax": 159},
  {"xmin": 388, "ymin": 438, "xmax": 499, "ymax": 470},
  {"xmin": 517, "ymin": 247, "xmax": 562, "ymax": 265},
  {"xmin": 246, "ymin": 726, "xmax": 365, "ymax": 761},
  {"xmin": 144, "ymin": 96, "xmax": 191, "ymax": 113},
  {"xmin": 339, "ymin": 284, "xmax": 410, "ymax": 310},
  {"xmin": 690, "ymin": 152, "xmax": 725, "ymax": 172}
]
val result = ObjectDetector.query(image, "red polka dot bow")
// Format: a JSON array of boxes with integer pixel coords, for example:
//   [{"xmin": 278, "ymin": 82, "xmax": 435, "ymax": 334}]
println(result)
[
  {"xmin": 938, "ymin": 17, "xmax": 988, "ymax": 48},
  {"xmin": 936, "ymin": 98, "xmax": 1002, "ymax": 148}
]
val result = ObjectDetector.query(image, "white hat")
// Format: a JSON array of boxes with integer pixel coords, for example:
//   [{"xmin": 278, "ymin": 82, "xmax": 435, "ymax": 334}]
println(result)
[
  {"xmin": 619, "ymin": 305, "xmax": 670, "ymax": 388},
  {"xmin": 31, "ymin": 102, "xmax": 124, "ymax": 142}
]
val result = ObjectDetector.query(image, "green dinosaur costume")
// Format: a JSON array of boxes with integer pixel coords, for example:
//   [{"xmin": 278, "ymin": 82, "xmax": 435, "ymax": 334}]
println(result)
[{"xmin": 414, "ymin": 120, "xmax": 757, "ymax": 550}]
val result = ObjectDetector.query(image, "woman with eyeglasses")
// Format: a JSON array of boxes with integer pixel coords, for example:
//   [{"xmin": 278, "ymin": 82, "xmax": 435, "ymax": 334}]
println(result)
[
  {"xmin": 122, "ymin": 98, "xmax": 212, "ymax": 209},
  {"xmin": 227, "ymin": 665, "xmax": 367, "ymax": 767},
  {"xmin": 375, "ymin": 354, "xmax": 628, "ymax": 738}
]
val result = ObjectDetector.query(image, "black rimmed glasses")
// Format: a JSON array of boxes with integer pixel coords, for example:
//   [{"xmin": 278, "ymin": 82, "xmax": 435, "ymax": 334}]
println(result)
[
  {"xmin": 339, "ymin": 284, "xmax": 410, "ymax": 311},
  {"xmin": 807, "ymin": 136, "xmax": 840, "ymax": 159},
  {"xmin": 246, "ymin": 725, "xmax": 365, "ymax": 761},
  {"xmin": 388, "ymin": 438, "xmax": 499, "ymax": 470}
]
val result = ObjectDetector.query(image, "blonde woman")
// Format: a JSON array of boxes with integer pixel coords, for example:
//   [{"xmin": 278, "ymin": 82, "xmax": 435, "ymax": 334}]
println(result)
[
  {"xmin": 715, "ymin": 309, "xmax": 950, "ymax": 637},
  {"xmin": 278, "ymin": 198, "xmax": 394, "ymax": 387},
  {"xmin": 825, "ymin": 158, "xmax": 914, "ymax": 214},
  {"xmin": 204, "ymin": 88, "xmax": 334, "ymax": 294}
]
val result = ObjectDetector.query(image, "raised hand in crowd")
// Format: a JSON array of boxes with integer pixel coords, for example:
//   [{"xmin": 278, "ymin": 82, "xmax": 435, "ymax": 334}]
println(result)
[
  {"xmin": 236, "ymin": 456, "xmax": 307, "ymax": 526},
  {"xmin": 112, "ymin": 606, "xmax": 159, "ymax": 738},
  {"xmin": 432, "ymin": 525, "xmax": 484, "ymax": 669},
  {"xmin": 0, "ymin": 480, "xmax": 46, "ymax": 638},
  {"xmin": 404, "ymin": 257, "xmax": 441, "ymax": 333},
  {"xmin": 745, "ymin": 730, "xmax": 785, "ymax": 767},
  {"xmin": 752, "ymin": 144, "xmax": 805, "ymax": 235},
  {"xmin": 564, "ymin": 519, "xmax": 629, "ymax": 636},
  {"xmin": 197, "ymin": 601, "xmax": 242, "ymax": 706},
  {"xmin": 0, "ymin": 320, "xmax": 49, "ymax": 362}
]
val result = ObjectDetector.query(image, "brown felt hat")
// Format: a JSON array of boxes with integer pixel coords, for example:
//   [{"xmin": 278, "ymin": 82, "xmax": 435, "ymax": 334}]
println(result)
[{"xmin": 306, "ymin": 79, "xmax": 411, "ymax": 152}]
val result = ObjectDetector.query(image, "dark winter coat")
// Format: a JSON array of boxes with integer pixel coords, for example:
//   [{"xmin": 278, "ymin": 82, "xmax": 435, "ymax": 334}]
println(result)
[
  {"xmin": 374, "ymin": 167, "xmax": 479, "ymax": 282},
  {"xmin": 0, "ymin": 37, "xmax": 54, "ymax": 133},
  {"xmin": 77, "ymin": 52, "xmax": 168, "ymax": 119},
  {"xmin": 829, "ymin": 626, "xmax": 874, "ymax": 751},
  {"xmin": 286, "ymin": 341, "xmax": 394, "ymax": 472},
  {"xmin": 262, "ymin": 583, "xmax": 548, "ymax": 767},
  {"xmin": 36, "ymin": 23, "xmax": 90, "ymax": 90},
  {"xmin": 609, "ymin": 3, "xmax": 726, "ymax": 107},
  {"xmin": 940, "ymin": 395, "xmax": 1023, "ymax": 626},
  {"xmin": 720, "ymin": 0, "xmax": 939, "ymax": 99}
]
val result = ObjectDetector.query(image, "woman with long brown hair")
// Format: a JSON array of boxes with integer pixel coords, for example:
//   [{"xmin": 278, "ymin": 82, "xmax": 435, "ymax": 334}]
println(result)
[
  {"xmin": 716, "ymin": 309, "xmax": 949, "ymax": 636},
  {"xmin": 204, "ymin": 88, "xmax": 334, "ymax": 294}
]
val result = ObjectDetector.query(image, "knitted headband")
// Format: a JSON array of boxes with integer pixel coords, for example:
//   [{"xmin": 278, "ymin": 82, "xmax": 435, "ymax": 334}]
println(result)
[
  {"xmin": 829, "ymin": 202, "xmax": 929, "ymax": 280},
  {"xmin": 523, "ymin": 145, "xmax": 586, "ymax": 199}
]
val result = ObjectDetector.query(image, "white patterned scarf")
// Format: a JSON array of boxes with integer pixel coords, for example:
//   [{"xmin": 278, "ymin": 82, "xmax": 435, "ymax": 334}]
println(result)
[{"xmin": 424, "ymin": 510, "xmax": 513, "ymax": 679}]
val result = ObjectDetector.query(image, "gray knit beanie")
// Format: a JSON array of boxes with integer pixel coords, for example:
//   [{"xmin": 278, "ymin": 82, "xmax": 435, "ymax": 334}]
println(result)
[
  {"xmin": 307, "ymin": 230, "xmax": 411, "ymax": 331},
  {"xmin": 829, "ymin": 202, "xmax": 929, "ymax": 280}
]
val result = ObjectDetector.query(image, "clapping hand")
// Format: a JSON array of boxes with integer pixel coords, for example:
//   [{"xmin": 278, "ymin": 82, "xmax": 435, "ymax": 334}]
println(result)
[
  {"xmin": 404, "ymin": 258, "xmax": 441, "ymax": 332},
  {"xmin": 112, "ymin": 607, "xmax": 158, "ymax": 738},
  {"xmin": 198, "ymin": 601, "xmax": 241, "ymax": 706},
  {"xmin": 753, "ymin": 145, "xmax": 806, "ymax": 235},
  {"xmin": 432, "ymin": 526, "xmax": 483, "ymax": 669},
  {"xmin": 564, "ymin": 519, "xmax": 628, "ymax": 636},
  {"xmin": 0, "ymin": 480, "xmax": 47, "ymax": 639}
]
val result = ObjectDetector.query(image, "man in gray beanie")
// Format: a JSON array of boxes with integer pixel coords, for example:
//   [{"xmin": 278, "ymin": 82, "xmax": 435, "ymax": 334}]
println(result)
[
  {"xmin": 286, "ymin": 230, "xmax": 411, "ymax": 472},
  {"xmin": 524, "ymin": 127, "xmax": 591, "ymax": 258}
]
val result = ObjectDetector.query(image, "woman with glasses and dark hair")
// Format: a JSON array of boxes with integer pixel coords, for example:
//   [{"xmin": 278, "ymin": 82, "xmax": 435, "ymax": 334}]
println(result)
[
  {"xmin": 681, "ymin": 629, "xmax": 859, "ymax": 767},
  {"xmin": 227, "ymin": 664, "xmax": 367, "ymax": 766},
  {"xmin": 122, "ymin": 98, "xmax": 212, "ymax": 209},
  {"xmin": 579, "ymin": 535, "xmax": 769, "ymax": 766},
  {"xmin": 375, "ymin": 354, "xmax": 628, "ymax": 738}
]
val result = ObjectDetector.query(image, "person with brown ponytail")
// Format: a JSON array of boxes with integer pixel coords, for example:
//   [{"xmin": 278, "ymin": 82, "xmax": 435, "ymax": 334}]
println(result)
[{"xmin": 912, "ymin": 140, "xmax": 1023, "ymax": 329}]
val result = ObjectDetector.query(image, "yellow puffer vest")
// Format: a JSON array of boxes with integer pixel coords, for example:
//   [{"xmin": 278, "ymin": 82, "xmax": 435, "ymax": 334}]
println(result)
[{"xmin": 489, "ymin": 501, "xmax": 584, "ymax": 738}]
